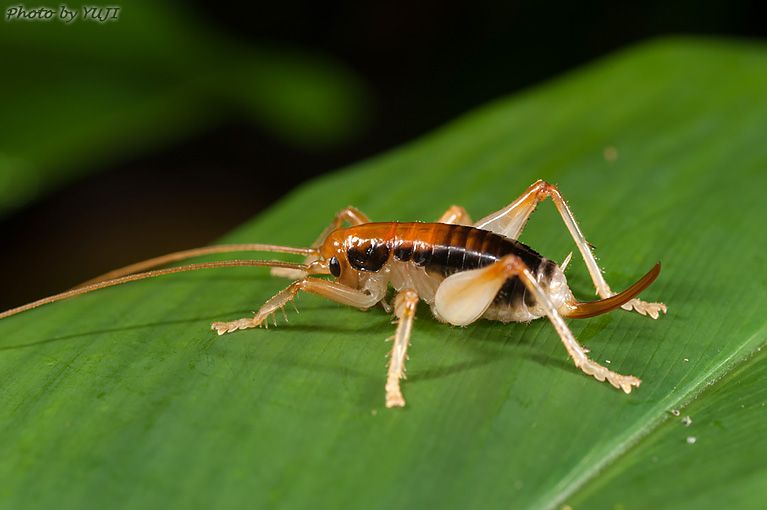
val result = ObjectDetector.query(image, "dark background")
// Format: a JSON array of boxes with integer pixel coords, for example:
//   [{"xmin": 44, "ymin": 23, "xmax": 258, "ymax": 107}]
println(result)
[{"xmin": 2, "ymin": 0, "xmax": 764, "ymax": 310}]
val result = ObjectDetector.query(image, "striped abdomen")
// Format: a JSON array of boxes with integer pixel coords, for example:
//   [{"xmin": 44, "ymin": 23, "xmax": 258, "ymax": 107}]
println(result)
[{"xmin": 342, "ymin": 222, "xmax": 560, "ymax": 319}]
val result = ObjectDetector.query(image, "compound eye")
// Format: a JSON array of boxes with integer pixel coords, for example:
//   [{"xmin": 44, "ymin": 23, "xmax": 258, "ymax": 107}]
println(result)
[{"xmin": 328, "ymin": 256, "xmax": 341, "ymax": 277}]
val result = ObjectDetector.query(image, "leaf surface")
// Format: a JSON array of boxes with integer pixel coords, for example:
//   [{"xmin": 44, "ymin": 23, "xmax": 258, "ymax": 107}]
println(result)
[{"xmin": 2, "ymin": 37, "xmax": 766, "ymax": 509}]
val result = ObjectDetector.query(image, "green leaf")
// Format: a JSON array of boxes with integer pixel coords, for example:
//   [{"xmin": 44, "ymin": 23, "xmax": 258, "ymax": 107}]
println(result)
[{"xmin": 2, "ymin": 37, "xmax": 766, "ymax": 509}]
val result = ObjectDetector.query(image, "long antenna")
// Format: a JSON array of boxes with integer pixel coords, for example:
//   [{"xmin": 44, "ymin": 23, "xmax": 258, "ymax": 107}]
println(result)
[
  {"xmin": 75, "ymin": 244, "xmax": 318, "ymax": 287},
  {"xmin": 0, "ymin": 259, "xmax": 310, "ymax": 320}
]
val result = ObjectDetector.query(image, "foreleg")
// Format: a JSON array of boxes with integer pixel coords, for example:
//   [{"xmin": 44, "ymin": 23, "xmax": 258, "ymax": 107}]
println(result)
[
  {"xmin": 211, "ymin": 278, "xmax": 381, "ymax": 335},
  {"xmin": 272, "ymin": 206, "xmax": 372, "ymax": 279}
]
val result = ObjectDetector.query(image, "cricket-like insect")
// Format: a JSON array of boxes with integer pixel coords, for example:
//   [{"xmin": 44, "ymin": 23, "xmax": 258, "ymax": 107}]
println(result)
[{"xmin": 1, "ymin": 180, "xmax": 666, "ymax": 407}]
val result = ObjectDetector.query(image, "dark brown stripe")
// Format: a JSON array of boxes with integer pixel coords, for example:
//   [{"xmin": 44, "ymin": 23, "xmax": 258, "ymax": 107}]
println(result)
[
  {"xmin": 347, "ymin": 239, "xmax": 391, "ymax": 272},
  {"xmin": 400, "ymin": 224, "xmax": 544, "ymax": 278},
  {"xmin": 341, "ymin": 222, "xmax": 556, "ymax": 314}
]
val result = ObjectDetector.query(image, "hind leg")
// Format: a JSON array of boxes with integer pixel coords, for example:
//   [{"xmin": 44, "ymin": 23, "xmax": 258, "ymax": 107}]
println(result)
[
  {"xmin": 434, "ymin": 255, "xmax": 641, "ymax": 393},
  {"xmin": 473, "ymin": 180, "xmax": 666, "ymax": 318}
]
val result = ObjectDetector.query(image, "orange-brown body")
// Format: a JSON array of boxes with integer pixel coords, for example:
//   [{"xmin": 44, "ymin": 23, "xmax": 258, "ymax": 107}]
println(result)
[
  {"xmin": 321, "ymin": 222, "xmax": 570, "ymax": 324},
  {"xmin": 0, "ymin": 180, "xmax": 667, "ymax": 407}
]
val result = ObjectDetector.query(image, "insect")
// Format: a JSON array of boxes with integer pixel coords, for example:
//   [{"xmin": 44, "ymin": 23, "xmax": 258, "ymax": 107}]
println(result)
[{"xmin": 1, "ymin": 180, "xmax": 666, "ymax": 407}]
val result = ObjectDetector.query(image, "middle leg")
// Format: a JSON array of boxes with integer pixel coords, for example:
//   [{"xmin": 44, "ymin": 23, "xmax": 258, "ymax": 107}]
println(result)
[
  {"xmin": 436, "ymin": 205, "xmax": 473, "ymax": 226},
  {"xmin": 385, "ymin": 289, "xmax": 419, "ymax": 407}
]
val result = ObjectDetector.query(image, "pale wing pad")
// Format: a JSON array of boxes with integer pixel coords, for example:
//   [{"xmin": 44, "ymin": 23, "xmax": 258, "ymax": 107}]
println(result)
[{"xmin": 434, "ymin": 259, "xmax": 513, "ymax": 326}]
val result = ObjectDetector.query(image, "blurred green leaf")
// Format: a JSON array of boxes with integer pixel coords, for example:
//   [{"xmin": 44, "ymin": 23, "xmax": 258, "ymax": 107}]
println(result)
[
  {"xmin": 0, "ymin": 1, "xmax": 370, "ymax": 215},
  {"xmin": 1, "ymin": 37, "xmax": 767, "ymax": 509}
]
